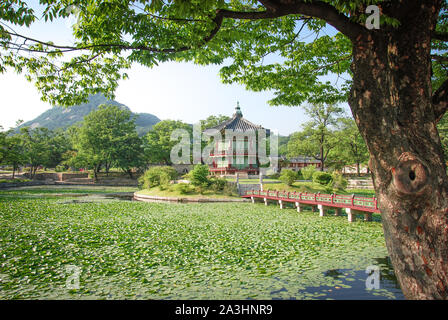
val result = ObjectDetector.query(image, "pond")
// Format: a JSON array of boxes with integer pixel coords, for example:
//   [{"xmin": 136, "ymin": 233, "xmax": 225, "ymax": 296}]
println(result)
[
  {"xmin": 0, "ymin": 187, "xmax": 405, "ymax": 300},
  {"xmin": 302, "ymin": 257, "xmax": 404, "ymax": 300}
]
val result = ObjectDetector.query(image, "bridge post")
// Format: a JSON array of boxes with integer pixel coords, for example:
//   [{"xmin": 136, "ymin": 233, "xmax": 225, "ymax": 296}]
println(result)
[
  {"xmin": 346, "ymin": 208, "xmax": 360, "ymax": 222},
  {"xmin": 251, "ymin": 196, "xmax": 255, "ymax": 204},
  {"xmin": 295, "ymin": 202, "xmax": 302, "ymax": 213},
  {"xmin": 264, "ymin": 198, "xmax": 268, "ymax": 206},
  {"xmin": 279, "ymin": 200, "xmax": 283, "ymax": 209},
  {"xmin": 318, "ymin": 204, "xmax": 327, "ymax": 217}
]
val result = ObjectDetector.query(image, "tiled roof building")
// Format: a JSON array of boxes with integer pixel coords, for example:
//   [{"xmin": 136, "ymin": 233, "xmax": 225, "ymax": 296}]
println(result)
[{"xmin": 204, "ymin": 103, "xmax": 269, "ymax": 176}]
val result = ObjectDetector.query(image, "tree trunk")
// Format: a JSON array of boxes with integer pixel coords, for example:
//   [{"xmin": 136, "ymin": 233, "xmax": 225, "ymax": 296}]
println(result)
[
  {"xmin": 356, "ymin": 162, "xmax": 360, "ymax": 177},
  {"xmin": 127, "ymin": 169, "xmax": 133, "ymax": 179},
  {"xmin": 349, "ymin": 1, "xmax": 448, "ymax": 299},
  {"xmin": 93, "ymin": 167, "xmax": 98, "ymax": 182}
]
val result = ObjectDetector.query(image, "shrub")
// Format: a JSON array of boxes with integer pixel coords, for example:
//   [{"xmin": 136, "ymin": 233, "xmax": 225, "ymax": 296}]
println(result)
[
  {"xmin": 312, "ymin": 171, "xmax": 333, "ymax": 185},
  {"xmin": 187, "ymin": 164, "xmax": 210, "ymax": 186},
  {"xmin": 279, "ymin": 169, "xmax": 298, "ymax": 186},
  {"xmin": 267, "ymin": 173, "xmax": 280, "ymax": 179},
  {"xmin": 55, "ymin": 165, "xmax": 66, "ymax": 172},
  {"xmin": 331, "ymin": 172, "xmax": 348, "ymax": 190},
  {"xmin": 139, "ymin": 166, "xmax": 178, "ymax": 189},
  {"xmin": 209, "ymin": 177, "xmax": 227, "ymax": 192},
  {"xmin": 301, "ymin": 165, "xmax": 317, "ymax": 180},
  {"xmin": 0, "ymin": 178, "xmax": 30, "ymax": 184},
  {"xmin": 223, "ymin": 183, "xmax": 238, "ymax": 196},
  {"xmin": 174, "ymin": 183, "xmax": 194, "ymax": 195}
]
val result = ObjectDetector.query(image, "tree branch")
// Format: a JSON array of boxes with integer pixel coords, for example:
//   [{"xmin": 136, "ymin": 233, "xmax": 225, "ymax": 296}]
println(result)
[
  {"xmin": 287, "ymin": 1, "xmax": 365, "ymax": 40},
  {"xmin": 3, "ymin": 1, "xmax": 363, "ymax": 58},
  {"xmin": 432, "ymin": 31, "xmax": 448, "ymax": 41},
  {"xmin": 432, "ymin": 78, "xmax": 448, "ymax": 122},
  {"xmin": 431, "ymin": 54, "xmax": 448, "ymax": 63}
]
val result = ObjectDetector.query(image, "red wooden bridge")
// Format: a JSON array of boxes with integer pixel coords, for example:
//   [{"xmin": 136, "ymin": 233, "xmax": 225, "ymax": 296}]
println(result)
[{"xmin": 242, "ymin": 189, "xmax": 380, "ymax": 222}]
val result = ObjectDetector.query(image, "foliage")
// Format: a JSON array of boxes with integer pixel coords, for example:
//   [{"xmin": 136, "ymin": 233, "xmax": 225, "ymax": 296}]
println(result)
[
  {"xmin": 173, "ymin": 182, "xmax": 195, "ymax": 195},
  {"xmin": 300, "ymin": 165, "xmax": 317, "ymax": 181},
  {"xmin": 279, "ymin": 169, "xmax": 298, "ymax": 186},
  {"xmin": 0, "ymin": 178, "xmax": 30, "ymax": 184},
  {"xmin": 199, "ymin": 115, "xmax": 231, "ymax": 130},
  {"xmin": 331, "ymin": 172, "xmax": 348, "ymax": 191},
  {"xmin": 139, "ymin": 166, "xmax": 178, "ymax": 189},
  {"xmin": 209, "ymin": 177, "xmax": 228, "ymax": 192},
  {"xmin": 0, "ymin": 0, "xmax": 405, "ymax": 107},
  {"xmin": 187, "ymin": 164, "xmax": 210, "ymax": 186},
  {"xmin": 332, "ymin": 118, "xmax": 369, "ymax": 175},
  {"xmin": 144, "ymin": 120, "xmax": 192, "ymax": 165},
  {"xmin": 312, "ymin": 171, "xmax": 333, "ymax": 186},
  {"xmin": 267, "ymin": 173, "xmax": 280, "ymax": 179},
  {"xmin": 437, "ymin": 112, "xmax": 448, "ymax": 160},
  {"xmin": 19, "ymin": 127, "xmax": 54, "ymax": 177},
  {"xmin": 74, "ymin": 104, "xmax": 142, "ymax": 179},
  {"xmin": 0, "ymin": 129, "xmax": 24, "ymax": 178},
  {"xmin": 287, "ymin": 104, "xmax": 344, "ymax": 171}
]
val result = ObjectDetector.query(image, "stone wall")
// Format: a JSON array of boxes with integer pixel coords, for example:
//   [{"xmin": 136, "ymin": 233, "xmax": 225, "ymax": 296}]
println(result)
[
  {"xmin": 23, "ymin": 172, "xmax": 88, "ymax": 181},
  {"xmin": 347, "ymin": 178, "xmax": 374, "ymax": 189},
  {"xmin": 236, "ymin": 183, "xmax": 261, "ymax": 196}
]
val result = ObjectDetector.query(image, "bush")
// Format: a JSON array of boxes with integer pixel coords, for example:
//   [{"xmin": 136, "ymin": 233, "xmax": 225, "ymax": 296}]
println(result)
[
  {"xmin": 174, "ymin": 183, "xmax": 195, "ymax": 195},
  {"xmin": 209, "ymin": 177, "xmax": 227, "ymax": 192},
  {"xmin": 139, "ymin": 166, "xmax": 178, "ymax": 189},
  {"xmin": 279, "ymin": 169, "xmax": 298, "ymax": 186},
  {"xmin": 223, "ymin": 183, "xmax": 238, "ymax": 196},
  {"xmin": 267, "ymin": 173, "xmax": 280, "ymax": 179},
  {"xmin": 312, "ymin": 171, "xmax": 333, "ymax": 185},
  {"xmin": 55, "ymin": 165, "xmax": 66, "ymax": 172},
  {"xmin": 187, "ymin": 164, "xmax": 210, "ymax": 186},
  {"xmin": 301, "ymin": 165, "xmax": 317, "ymax": 180},
  {"xmin": 331, "ymin": 172, "xmax": 348, "ymax": 190},
  {"xmin": 0, "ymin": 178, "xmax": 31, "ymax": 184}
]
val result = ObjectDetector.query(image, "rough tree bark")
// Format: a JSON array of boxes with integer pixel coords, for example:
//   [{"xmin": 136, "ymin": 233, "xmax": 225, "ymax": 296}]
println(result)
[{"xmin": 348, "ymin": 1, "xmax": 448, "ymax": 299}]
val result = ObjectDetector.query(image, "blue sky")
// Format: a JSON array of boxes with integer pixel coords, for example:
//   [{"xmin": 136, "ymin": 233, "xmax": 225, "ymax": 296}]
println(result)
[{"xmin": 0, "ymin": 1, "xmax": 349, "ymax": 135}]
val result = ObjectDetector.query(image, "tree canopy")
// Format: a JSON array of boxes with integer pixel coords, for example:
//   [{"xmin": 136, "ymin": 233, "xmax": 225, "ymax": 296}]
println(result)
[
  {"xmin": 287, "ymin": 103, "xmax": 344, "ymax": 170},
  {"xmin": 2, "ymin": 0, "xmax": 445, "ymax": 107}
]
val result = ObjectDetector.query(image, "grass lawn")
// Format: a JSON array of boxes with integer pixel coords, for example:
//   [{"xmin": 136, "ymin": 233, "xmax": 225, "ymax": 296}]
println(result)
[{"xmin": 0, "ymin": 186, "xmax": 402, "ymax": 300}]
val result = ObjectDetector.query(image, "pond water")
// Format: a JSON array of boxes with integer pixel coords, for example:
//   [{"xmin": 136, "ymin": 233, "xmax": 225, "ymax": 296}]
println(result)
[
  {"xmin": 58, "ymin": 195, "xmax": 404, "ymax": 300},
  {"xmin": 0, "ymin": 188, "xmax": 406, "ymax": 300},
  {"xmin": 301, "ymin": 256, "xmax": 404, "ymax": 300}
]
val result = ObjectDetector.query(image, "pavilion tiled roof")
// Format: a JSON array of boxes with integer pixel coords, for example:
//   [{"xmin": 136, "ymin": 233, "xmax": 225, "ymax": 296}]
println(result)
[{"xmin": 204, "ymin": 104, "xmax": 270, "ymax": 135}]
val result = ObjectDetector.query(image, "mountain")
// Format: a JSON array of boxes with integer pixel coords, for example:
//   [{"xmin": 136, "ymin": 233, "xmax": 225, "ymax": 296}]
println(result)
[{"xmin": 18, "ymin": 94, "xmax": 160, "ymax": 136}]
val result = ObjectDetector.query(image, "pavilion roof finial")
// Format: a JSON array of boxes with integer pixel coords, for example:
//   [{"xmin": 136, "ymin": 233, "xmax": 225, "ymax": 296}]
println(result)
[{"xmin": 235, "ymin": 101, "xmax": 243, "ymax": 117}]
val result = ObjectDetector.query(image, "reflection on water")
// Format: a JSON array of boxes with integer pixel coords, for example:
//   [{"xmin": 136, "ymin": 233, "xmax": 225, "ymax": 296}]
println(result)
[{"xmin": 303, "ymin": 256, "xmax": 404, "ymax": 300}]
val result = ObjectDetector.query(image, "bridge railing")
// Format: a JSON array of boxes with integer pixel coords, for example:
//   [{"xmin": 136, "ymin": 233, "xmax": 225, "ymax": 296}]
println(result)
[{"xmin": 245, "ymin": 189, "xmax": 378, "ymax": 210}]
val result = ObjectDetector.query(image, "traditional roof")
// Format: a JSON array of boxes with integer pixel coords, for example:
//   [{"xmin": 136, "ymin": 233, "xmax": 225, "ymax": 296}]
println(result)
[{"xmin": 204, "ymin": 103, "xmax": 270, "ymax": 135}]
